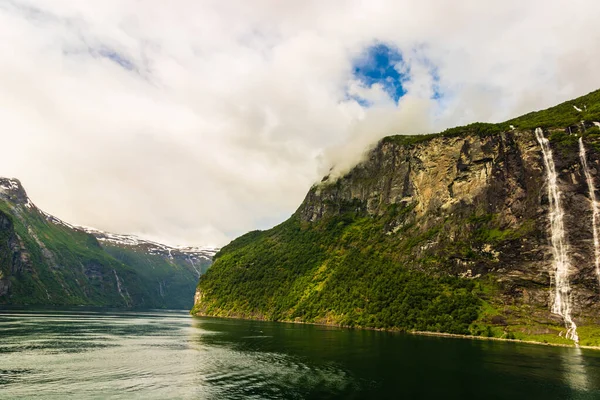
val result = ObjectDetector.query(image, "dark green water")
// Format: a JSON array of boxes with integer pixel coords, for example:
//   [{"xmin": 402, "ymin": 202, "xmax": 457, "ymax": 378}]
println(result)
[{"xmin": 1, "ymin": 309, "xmax": 599, "ymax": 399}]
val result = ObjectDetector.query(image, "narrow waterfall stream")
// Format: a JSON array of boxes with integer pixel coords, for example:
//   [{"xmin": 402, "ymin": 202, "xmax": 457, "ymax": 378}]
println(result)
[
  {"xmin": 535, "ymin": 128, "xmax": 579, "ymax": 344},
  {"xmin": 113, "ymin": 269, "xmax": 131, "ymax": 307},
  {"xmin": 579, "ymin": 137, "xmax": 600, "ymax": 285}
]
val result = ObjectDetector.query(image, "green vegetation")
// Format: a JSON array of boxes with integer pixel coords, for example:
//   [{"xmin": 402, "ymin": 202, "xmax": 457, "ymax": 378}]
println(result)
[
  {"xmin": 103, "ymin": 245, "xmax": 206, "ymax": 309},
  {"xmin": 0, "ymin": 199, "xmax": 204, "ymax": 309},
  {"xmin": 441, "ymin": 122, "xmax": 505, "ymax": 138},
  {"xmin": 381, "ymin": 133, "xmax": 438, "ymax": 146},
  {"xmin": 194, "ymin": 205, "xmax": 570, "ymax": 340},
  {"xmin": 461, "ymin": 277, "xmax": 600, "ymax": 347},
  {"xmin": 506, "ymin": 90, "xmax": 600, "ymax": 130},
  {"xmin": 470, "ymin": 213, "xmax": 535, "ymax": 243},
  {"xmin": 471, "ymin": 301, "xmax": 600, "ymax": 347},
  {"xmin": 382, "ymin": 89, "xmax": 600, "ymax": 146},
  {"xmin": 585, "ymin": 126, "xmax": 600, "ymax": 136},
  {"xmin": 195, "ymin": 89, "xmax": 600, "ymax": 346},
  {"xmin": 549, "ymin": 130, "xmax": 579, "ymax": 146},
  {"xmin": 195, "ymin": 208, "xmax": 491, "ymax": 334},
  {"xmin": 0, "ymin": 201, "xmax": 141, "ymax": 306}
]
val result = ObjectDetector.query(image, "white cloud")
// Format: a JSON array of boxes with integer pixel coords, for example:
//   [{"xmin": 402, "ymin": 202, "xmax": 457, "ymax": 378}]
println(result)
[{"xmin": 0, "ymin": 0, "xmax": 599, "ymax": 246}]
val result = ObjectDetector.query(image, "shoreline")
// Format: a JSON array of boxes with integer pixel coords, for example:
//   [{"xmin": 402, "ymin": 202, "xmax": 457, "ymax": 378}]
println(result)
[
  {"xmin": 410, "ymin": 330, "xmax": 600, "ymax": 350},
  {"xmin": 191, "ymin": 311, "xmax": 600, "ymax": 351}
]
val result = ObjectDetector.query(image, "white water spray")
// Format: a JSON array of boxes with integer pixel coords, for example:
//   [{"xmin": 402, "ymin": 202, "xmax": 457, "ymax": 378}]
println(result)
[
  {"xmin": 579, "ymin": 137, "xmax": 600, "ymax": 284},
  {"xmin": 535, "ymin": 128, "xmax": 579, "ymax": 344}
]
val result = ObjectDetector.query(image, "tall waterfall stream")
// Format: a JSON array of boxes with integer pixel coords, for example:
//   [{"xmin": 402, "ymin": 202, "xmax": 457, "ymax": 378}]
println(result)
[
  {"xmin": 579, "ymin": 137, "xmax": 600, "ymax": 285},
  {"xmin": 535, "ymin": 128, "xmax": 579, "ymax": 344}
]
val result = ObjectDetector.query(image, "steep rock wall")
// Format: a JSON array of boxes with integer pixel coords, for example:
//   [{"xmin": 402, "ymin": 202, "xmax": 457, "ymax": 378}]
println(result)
[
  {"xmin": 300, "ymin": 130, "xmax": 600, "ymax": 321},
  {"xmin": 193, "ymin": 122, "xmax": 600, "ymax": 345}
]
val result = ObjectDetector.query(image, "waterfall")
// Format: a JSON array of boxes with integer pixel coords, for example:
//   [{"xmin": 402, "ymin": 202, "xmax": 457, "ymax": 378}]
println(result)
[
  {"xmin": 579, "ymin": 137, "xmax": 600, "ymax": 284},
  {"xmin": 188, "ymin": 256, "xmax": 201, "ymax": 278},
  {"xmin": 535, "ymin": 128, "xmax": 579, "ymax": 344},
  {"xmin": 113, "ymin": 270, "xmax": 131, "ymax": 307}
]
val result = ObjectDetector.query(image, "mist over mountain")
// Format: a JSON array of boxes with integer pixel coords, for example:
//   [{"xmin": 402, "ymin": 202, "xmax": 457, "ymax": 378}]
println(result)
[
  {"xmin": 193, "ymin": 89, "xmax": 600, "ymax": 347},
  {"xmin": 2, "ymin": 1, "xmax": 600, "ymax": 247}
]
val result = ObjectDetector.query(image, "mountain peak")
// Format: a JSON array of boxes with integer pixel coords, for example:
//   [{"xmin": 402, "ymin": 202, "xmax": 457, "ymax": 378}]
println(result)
[
  {"xmin": 0, "ymin": 177, "xmax": 32, "ymax": 207},
  {"xmin": 0, "ymin": 176, "xmax": 218, "ymax": 308},
  {"xmin": 0, "ymin": 176, "xmax": 218, "ymax": 256}
]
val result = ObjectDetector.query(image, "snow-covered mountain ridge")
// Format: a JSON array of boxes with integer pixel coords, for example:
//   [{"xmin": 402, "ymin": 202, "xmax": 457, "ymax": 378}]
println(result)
[
  {"xmin": 0, "ymin": 176, "xmax": 217, "ymax": 308},
  {"xmin": 0, "ymin": 177, "xmax": 218, "ymax": 262}
]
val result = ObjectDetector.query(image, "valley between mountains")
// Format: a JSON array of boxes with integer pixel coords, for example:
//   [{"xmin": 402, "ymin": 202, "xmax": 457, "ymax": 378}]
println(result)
[{"xmin": 5, "ymin": 90, "xmax": 600, "ymax": 348}]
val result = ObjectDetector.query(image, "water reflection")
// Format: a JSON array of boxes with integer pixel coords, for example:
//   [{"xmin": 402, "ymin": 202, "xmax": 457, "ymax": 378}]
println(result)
[
  {"xmin": 188, "ymin": 317, "xmax": 359, "ymax": 399},
  {"xmin": 560, "ymin": 347, "xmax": 589, "ymax": 395},
  {"xmin": 2, "ymin": 308, "xmax": 600, "ymax": 399}
]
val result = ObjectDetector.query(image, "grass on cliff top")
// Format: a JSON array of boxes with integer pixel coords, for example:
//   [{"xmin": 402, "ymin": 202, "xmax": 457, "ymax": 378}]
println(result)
[{"xmin": 382, "ymin": 88, "xmax": 600, "ymax": 146}]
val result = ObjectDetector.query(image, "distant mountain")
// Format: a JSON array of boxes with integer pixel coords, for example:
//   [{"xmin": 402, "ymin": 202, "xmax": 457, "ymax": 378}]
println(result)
[
  {"xmin": 0, "ymin": 177, "xmax": 217, "ymax": 309},
  {"xmin": 81, "ymin": 226, "xmax": 216, "ymax": 277},
  {"xmin": 193, "ymin": 89, "xmax": 600, "ymax": 347}
]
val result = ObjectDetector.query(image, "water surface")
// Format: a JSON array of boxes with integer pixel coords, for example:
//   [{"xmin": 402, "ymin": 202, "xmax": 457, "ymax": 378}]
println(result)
[{"xmin": 1, "ymin": 308, "xmax": 599, "ymax": 399}]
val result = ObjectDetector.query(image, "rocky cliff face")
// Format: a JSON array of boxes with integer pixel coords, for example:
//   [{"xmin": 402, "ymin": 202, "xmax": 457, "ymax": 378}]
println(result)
[
  {"xmin": 0, "ymin": 209, "xmax": 29, "ymax": 297},
  {"xmin": 300, "ymin": 128, "xmax": 600, "ymax": 323},
  {"xmin": 0, "ymin": 177, "xmax": 217, "ymax": 309},
  {"xmin": 194, "ymin": 89, "xmax": 600, "ymax": 346}
]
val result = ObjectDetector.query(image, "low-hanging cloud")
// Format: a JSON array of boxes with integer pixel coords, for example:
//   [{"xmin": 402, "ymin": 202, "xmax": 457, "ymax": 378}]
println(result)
[{"xmin": 1, "ymin": 0, "xmax": 599, "ymax": 246}]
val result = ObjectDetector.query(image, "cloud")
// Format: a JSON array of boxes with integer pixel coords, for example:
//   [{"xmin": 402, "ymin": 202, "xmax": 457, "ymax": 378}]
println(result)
[{"xmin": 0, "ymin": 0, "xmax": 599, "ymax": 246}]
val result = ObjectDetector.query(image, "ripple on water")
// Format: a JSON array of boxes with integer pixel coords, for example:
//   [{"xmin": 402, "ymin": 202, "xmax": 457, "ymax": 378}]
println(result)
[
  {"xmin": 196, "ymin": 345, "xmax": 357, "ymax": 399},
  {"xmin": 0, "ymin": 369, "xmax": 35, "ymax": 385},
  {"xmin": 3, "ymin": 338, "xmax": 117, "ymax": 354},
  {"xmin": 2, "ymin": 309, "xmax": 600, "ymax": 399}
]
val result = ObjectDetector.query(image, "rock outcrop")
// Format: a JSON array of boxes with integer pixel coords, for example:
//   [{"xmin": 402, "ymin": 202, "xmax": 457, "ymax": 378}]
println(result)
[
  {"xmin": 301, "ymin": 128, "xmax": 600, "ymax": 322},
  {"xmin": 193, "ymin": 89, "xmax": 600, "ymax": 346}
]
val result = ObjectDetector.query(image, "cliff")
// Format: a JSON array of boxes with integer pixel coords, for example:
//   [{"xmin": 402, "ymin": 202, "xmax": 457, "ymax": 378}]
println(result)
[
  {"xmin": 0, "ymin": 178, "xmax": 216, "ymax": 309},
  {"xmin": 193, "ymin": 89, "xmax": 600, "ymax": 346}
]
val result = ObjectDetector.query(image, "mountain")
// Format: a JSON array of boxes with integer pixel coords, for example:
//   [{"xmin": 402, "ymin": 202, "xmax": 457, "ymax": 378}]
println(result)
[
  {"xmin": 0, "ymin": 178, "xmax": 217, "ymax": 309},
  {"xmin": 192, "ymin": 89, "xmax": 600, "ymax": 347}
]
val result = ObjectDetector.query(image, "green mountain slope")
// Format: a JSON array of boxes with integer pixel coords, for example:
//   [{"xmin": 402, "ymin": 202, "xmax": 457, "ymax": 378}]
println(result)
[
  {"xmin": 98, "ymin": 241, "xmax": 213, "ymax": 309},
  {"xmin": 0, "ymin": 179, "xmax": 215, "ymax": 308},
  {"xmin": 193, "ymin": 89, "xmax": 600, "ymax": 346}
]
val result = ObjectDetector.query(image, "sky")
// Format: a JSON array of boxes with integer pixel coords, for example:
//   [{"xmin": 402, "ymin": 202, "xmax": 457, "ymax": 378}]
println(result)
[{"xmin": 1, "ymin": 0, "xmax": 600, "ymax": 247}]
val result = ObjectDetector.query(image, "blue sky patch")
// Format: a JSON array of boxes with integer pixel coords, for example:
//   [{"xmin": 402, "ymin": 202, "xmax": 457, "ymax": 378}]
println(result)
[
  {"xmin": 430, "ymin": 65, "xmax": 442, "ymax": 100},
  {"xmin": 97, "ymin": 48, "xmax": 136, "ymax": 71},
  {"xmin": 351, "ymin": 43, "xmax": 408, "ymax": 104}
]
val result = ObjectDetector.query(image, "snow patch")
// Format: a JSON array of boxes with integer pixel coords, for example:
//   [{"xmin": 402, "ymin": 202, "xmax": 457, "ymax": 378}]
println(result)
[
  {"xmin": 573, "ymin": 105, "xmax": 583, "ymax": 112},
  {"xmin": 42, "ymin": 210, "xmax": 76, "ymax": 230},
  {"xmin": 0, "ymin": 178, "xmax": 20, "ymax": 193},
  {"xmin": 79, "ymin": 226, "xmax": 218, "ymax": 259}
]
